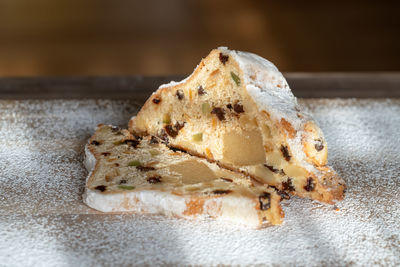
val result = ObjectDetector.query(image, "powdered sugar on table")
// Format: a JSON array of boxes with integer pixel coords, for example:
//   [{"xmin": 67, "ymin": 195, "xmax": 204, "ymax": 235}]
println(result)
[{"xmin": 0, "ymin": 99, "xmax": 399, "ymax": 266}]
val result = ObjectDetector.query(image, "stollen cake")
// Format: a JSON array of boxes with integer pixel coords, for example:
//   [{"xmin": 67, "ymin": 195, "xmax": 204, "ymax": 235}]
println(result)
[
  {"xmin": 129, "ymin": 47, "xmax": 346, "ymax": 204},
  {"xmin": 83, "ymin": 124, "xmax": 284, "ymax": 227}
]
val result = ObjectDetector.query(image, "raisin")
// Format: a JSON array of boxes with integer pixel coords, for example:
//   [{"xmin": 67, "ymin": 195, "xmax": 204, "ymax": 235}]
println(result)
[
  {"xmin": 163, "ymin": 122, "xmax": 185, "ymax": 138},
  {"xmin": 134, "ymin": 135, "xmax": 143, "ymax": 141},
  {"xmin": 119, "ymin": 179, "xmax": 127, "ymax": 184},
  {"xmin": 226, "ymin": 104, "xmax": 233, "ymax": 110},
  {"xmin": 91, "ymin": 140, "xmax": 100, "ymax": 146},
  {"xmin": 264, "ymin": 164, "xmax": 279, "ymax": 173},
  {"xmin": 211, "ymin": 107, "xmax": 225, "ymax": 121},
  {"xmin": 198, "ymin": 85, "xmax": 206, "ymax": 95},
  {"xmin": 219, "ymin": 53, "xmax": 229, "ymax": 65},
  {"xmin": 315, "ymin": 139, "xmax": 324, "ymax": 151},
  {"xmin": 111, "ymin": 126, "xmax": 121, "ymax": 132},
  {"xmin": 212, "ymin": 189, "xmax": 232, "ymax": 195},
  {"xmin": 124, "ymin": 139, "xmax": 140, "ymax": 148},
  {"xmin": 169, "ymin": 146, "xmax": 187, "ymax": 153},
  {"xmin": 277, "ymin": 190, "xmax": 290, "ymax": 200},
  {"xmin": 259, "ymin": 192, "xmax": 271, "ymax": 210},
  {"xmin": 136, "ymin": 166, "xmax": 155, "ymax": 172},
  {"xmin": 176, "ymin": 90, "xmax": 184, "ymax": 100},
  {"xmin": 233, "ymin": 103, "xmax": 244, "ymax": 113},
  {"xmin": 114, "ymin": 163, "xmax": 120, "ymax": 167},
  {"xmin": 264, "ymin": 164, "xmax": 286, "ymax": 175},
  {"xmin": 158, "ymin": 129, "xmax": 169, "ymax": 143},
  {"xmin": 149, "ymin": 136, "xmax": 159, "ymax": 144},
  {"xmin": 95, "ymin": 185, "xmax": 106, "ymax": 192},
  {"xmin": 101, "ymin": 152, "xmax": 111, "ymax": 156},
  {"xmin": 174, "ymin": 121, "xmax": 185, "ymax": 131},
  {"xmin": 304, "ymin": 177, "xmax": 316, "ymax": 192},
  {"xmin": 280, "ymin": 145, "xmax": 291, "ymax": 161},
  {"xmin": 165, "ymin": 125, "xmax": 178, "ymax": 138},
  {"xmin": 147, "ymin": 176, "xmax": 162, "ymax": 184},
  {"xmin": 282, "ymin": 178, "xmax": 295, "ymax": 192},
  {"xmin": 152, "ymin": 97, "xmax": 161, "ymax": 104},
  {"xmin": 220, "ymin": 177, "xmax": 233, "ymax": 182}
]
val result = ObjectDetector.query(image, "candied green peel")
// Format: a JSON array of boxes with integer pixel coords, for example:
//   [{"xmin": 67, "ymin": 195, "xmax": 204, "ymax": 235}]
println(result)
[
  {"xmin": 118, "ymin": 185, "xmax": 135, "ymax": 190},
  {"xmin": 149, "ymin": 149, "xmax": 159, "ymax": 156},
  {"xmin": 128, "ymin": 160, "xmax": 141, "ymax": 167},
  {"xmin": 113, "ymin": 140, "xmax": 124, "ymax": 145},
  {"xmin": 162, "ymin": 114, "xmax": 171, "ymax": 124},
  {"xmin": 201, "ymin": 102, "xmax": 211, "ymax": 116},
  {"xmin": 230, "ymin": 72, "xmax": 241, "ymax": 86}
]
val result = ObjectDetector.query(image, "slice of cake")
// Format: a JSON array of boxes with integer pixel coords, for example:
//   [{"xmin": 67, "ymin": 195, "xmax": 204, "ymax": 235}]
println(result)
[
  {"xmin": 129, "ymin": 47, "xmax": 345, "ymax": 204},
  {"xmin": 83, "ymin": 124, "xmax": 284, "ymax": 227}
]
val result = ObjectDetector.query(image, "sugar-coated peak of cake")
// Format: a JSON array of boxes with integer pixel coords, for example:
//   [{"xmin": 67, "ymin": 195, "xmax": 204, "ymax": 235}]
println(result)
[{"xmin": 219, "ymin": 47, "xmax": 308, "ymax": 129}]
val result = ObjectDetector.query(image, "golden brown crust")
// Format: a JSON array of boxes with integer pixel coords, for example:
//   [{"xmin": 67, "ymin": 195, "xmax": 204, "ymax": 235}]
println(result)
[
  {"xmin": 279, "ymin": 118, "xmax": 296, "ymax": 139},
  {"xmin": 183, "ymin": 198, "xmax": 205, "ymax": 216}
]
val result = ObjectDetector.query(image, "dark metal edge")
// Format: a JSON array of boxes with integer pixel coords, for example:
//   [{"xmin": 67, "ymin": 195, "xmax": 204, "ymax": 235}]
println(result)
[{"xmin": 0, "ymin": 73, "xmax": 399, "ymax": 100}]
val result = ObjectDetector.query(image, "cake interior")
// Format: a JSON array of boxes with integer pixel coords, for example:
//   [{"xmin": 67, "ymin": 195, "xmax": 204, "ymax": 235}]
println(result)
[
  {"xmin": 131, "ymin": 49, "xmax": 337, "ymax": 201},
  {"xmin": 86, "ymin": 125, "xmax": 283, "ymax": 225}
]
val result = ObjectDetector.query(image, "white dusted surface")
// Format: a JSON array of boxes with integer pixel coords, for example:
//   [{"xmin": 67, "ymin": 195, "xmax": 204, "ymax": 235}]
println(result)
[{"xmin": 0, "ymin": 99, "xmax": 399, "ymax": 266}]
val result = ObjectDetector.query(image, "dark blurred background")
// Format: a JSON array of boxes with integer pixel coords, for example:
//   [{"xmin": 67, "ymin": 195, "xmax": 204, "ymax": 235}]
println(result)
[{"xmin": 0, "ymin": 0, "xmax": 399, "ymax": 76}]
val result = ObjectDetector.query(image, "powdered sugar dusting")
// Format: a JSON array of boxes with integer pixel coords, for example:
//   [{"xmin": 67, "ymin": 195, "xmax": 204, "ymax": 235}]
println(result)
[
  {"xmin": 221, "ymin": 47, "xmax": 321, "ymax": 175},
  {"xmin": 220, "ymin": 46, "xmax": 305, "ymax": 128},
  {"xmin": 1, "ymin": 99, "xmax": 400, "ymax": 266},
  {"xmin": 0, "ymin": 100, "xmax": 140, "ymax": 215}
]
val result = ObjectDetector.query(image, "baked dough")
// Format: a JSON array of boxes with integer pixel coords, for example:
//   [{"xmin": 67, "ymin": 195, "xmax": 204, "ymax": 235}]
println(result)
[
  {"xmin": 83, "ymin": 124, "xmax": 284, "ymax": 227},
  {"xmin": 129, "ymin": 47, "xmax": 345, "ymax": 203}
]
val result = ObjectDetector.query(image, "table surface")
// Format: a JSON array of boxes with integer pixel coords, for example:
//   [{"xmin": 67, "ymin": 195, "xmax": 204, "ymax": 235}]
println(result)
[{"xmin": 0, "ymin": 74, "xmax": 399, "ymax": 266}]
